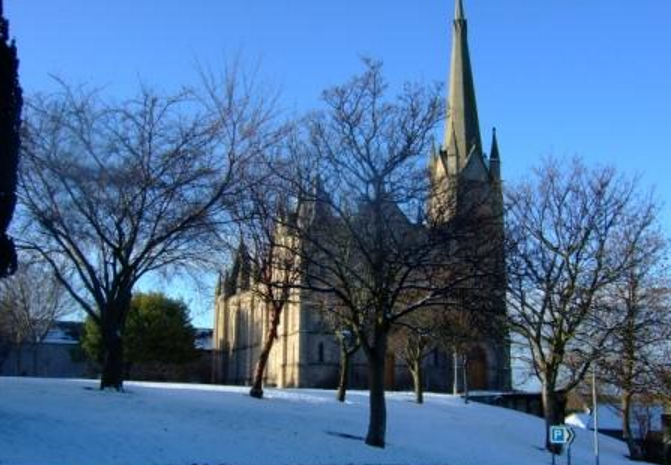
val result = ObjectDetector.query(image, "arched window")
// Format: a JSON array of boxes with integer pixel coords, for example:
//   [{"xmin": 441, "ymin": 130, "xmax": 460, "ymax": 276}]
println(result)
[{"xmin": 318, "ymin": 342, "xmax": 324, "ymax": 363}]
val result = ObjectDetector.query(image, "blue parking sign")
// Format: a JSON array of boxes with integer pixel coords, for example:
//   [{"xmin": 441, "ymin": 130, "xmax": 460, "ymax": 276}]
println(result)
[
  {"xmin": 551, "ymin": 427, "xmax": 565, "ymax": 443},
  {"xmin": 550, "ymin": 425, "xmax": 575, "ymax": 445}
]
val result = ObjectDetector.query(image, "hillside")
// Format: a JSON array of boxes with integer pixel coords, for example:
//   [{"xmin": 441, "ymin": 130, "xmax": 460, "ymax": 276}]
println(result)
[{"xmin": 0, "ymin": 377, "xmax": 643, "ymax": 465}]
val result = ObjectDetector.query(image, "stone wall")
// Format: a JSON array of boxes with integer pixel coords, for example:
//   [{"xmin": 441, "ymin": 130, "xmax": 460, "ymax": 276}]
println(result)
[{"xmin": 0, "ymin": 342, "xmax": 94, "ymax": 378}]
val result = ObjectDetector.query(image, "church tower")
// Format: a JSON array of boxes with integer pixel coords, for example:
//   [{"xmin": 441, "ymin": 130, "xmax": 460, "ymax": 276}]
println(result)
[
  {"xmin": 429, "ymin": 0, "xmax": 501, "ymax": 225},
  {"xmin": 430, "ymin": 0, "xmax": 511, "ymax": 392}
]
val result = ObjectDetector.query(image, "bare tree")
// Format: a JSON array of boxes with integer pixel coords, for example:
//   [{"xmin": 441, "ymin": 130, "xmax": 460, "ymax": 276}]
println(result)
[
  {"xmin": 598, "ymin": 241, "xmax": 670, "ymax": 459},
  {"xmin": 389, "ymin": 306, "xmax": 437, "ymax": 404},
  {"xmin": 233, "ymin": 155, "xmax": 305, "ymax": 399},
  {"xmin": 285, "ymin": 59, "xmax": 499, "ymax": 447},
  {"xmin": 435, "ymin": 305, "xmax": 488, "ymax": 400},
  {"xmin": 333, "ymin": 324, "xmax": 361, "ymax": 403},
  {"xmin": 317, "ymin": 299, "xmax": 361, "ymax": 403},
  {"xmin": 505, "ymin": 158, "xmax": 662, "ymax": 451},
  {"xmin": 0, "ymin": 257, "xmax": 73, "ymax": 374},
  {"xmin": 17, "ymin": 71, "xmax": 279, "ymax": 389},
  {"xmin": 652, "ymin": 341, "xmax": 671, "ymax": 407}
]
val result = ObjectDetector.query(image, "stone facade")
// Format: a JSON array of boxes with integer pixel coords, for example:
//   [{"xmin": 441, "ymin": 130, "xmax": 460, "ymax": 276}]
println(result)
[
  {"xmin": 213, "ymin": 285, "xmax": 456, "ymax": 389},
  {"xmin": 213, "ymin": 0, "xmax": 511, "ymax": 392}
]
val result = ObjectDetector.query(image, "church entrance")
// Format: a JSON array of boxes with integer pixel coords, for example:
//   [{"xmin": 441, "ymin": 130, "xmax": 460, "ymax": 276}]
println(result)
[{"xmin": 467, "ymin": 346, "xmax": 488, "ymax": 390}]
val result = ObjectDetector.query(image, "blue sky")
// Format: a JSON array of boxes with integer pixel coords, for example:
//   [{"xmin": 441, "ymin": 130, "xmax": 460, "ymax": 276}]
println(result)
[{"xmin": 6, "ymin": 0, "xmax": 671, "ymax": 326}]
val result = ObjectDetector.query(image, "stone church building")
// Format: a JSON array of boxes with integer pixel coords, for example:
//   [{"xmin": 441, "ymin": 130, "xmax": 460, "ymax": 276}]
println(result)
[{"xmin": 213, "ymin": 0, "xmax": 511, "ymax": 392}]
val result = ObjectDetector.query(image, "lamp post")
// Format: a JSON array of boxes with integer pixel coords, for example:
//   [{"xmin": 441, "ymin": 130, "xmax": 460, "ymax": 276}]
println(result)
[{"xmin": 592, "ymin": 365, "xmax": 600, "ymax": 465}]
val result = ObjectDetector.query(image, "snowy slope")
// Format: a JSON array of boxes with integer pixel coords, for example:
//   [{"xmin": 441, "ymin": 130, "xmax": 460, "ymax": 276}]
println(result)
[
  {"xmin": 0, "ymin": 377, "xmax": 643, "ymax": 465},
  {"xmin": 566, "ymin": 404, "xmax": 663, "ymax": 433}
]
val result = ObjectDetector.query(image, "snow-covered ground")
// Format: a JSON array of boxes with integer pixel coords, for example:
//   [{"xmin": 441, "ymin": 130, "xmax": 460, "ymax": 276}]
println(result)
[
  {"xmin": 0, "ymin": 377, "xmax": 644, "ymax": 465},
  {"xmin": 566, "ymin": 404, "xmax": 663, "ymax": 434}
]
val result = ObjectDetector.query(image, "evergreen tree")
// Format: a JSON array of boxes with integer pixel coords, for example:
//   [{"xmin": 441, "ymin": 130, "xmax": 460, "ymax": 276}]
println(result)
[
  {"xmin": 81, "ymin": 292, "xmax": 198, "ymax": 370},
  {"xmin": 0, "ymin": 0, "xmax": 22, "ymax": 278}
]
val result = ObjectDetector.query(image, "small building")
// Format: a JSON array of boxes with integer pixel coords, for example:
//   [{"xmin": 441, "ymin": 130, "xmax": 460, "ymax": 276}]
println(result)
[
  {"xmin": 0, "ymin": 321, "xmax": 94, "ymax": 378},
  {"xmin": 0, "ymin": 321, "xmax": 215, "ymax": 383}
]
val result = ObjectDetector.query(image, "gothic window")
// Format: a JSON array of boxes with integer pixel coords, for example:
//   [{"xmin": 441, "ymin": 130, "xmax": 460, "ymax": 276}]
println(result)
[{"xmin": 318, "ymin": 342, "xmax": 324, "ymax": 363}]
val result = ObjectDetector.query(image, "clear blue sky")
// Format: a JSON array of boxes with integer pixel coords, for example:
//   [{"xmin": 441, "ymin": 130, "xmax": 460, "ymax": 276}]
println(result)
[{"xmin": 6, "ymin": 0, "xmax": 671, "ymax": 326}]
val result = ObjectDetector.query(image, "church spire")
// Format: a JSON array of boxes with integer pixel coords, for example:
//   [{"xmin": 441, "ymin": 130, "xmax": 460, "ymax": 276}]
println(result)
[
  {"xmin": 454, "ymin": 0, "xmax": 465, "ymax": 20},
  {"xmin": 443, "ymin": 0, "xmax": 482, "ymax": 169}
]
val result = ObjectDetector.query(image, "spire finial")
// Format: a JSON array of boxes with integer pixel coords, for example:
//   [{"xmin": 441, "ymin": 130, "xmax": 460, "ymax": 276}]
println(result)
[
  {"xmin": 455, "ymin": 0, "xmax": 466, "ymax": 21},
  {"xmin": 490, "ymin": 127, "xmax": 500, "ymax": 160}
]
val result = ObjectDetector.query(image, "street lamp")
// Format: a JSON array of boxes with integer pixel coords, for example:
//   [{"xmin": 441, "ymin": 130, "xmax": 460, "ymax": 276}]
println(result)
[{"xmin": 592, "ymin": 364, "xmax": 600, "ymax": 465}]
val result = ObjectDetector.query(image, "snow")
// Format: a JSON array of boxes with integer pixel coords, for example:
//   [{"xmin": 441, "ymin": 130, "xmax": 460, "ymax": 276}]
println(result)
[
  {"xmin": 0, "ymin": 377, "xmax": 649, "ymax": 465},
  {"xmin": 566, "ymin": 411, "xmax": 591, "ymax": 430},
  {"xmin": 566, "ymin": 404, "xmax": 663, "ymax": 434}
]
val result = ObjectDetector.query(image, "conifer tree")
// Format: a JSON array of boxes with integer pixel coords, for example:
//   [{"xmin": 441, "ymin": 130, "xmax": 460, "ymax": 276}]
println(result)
[{"xmin": 0, "ymin": 0, "xmax": 22, "ymax": 278}]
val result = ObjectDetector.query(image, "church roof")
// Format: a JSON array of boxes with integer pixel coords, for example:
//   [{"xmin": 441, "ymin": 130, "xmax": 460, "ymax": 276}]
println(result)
[{"xmin": 461, "ymin": 147, "xmax": 489, "ymax": 182}]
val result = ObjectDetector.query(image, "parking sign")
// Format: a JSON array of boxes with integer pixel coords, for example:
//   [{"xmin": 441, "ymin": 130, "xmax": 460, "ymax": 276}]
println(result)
[{"xmin": 550, "ymin": 425, "xmax": 575, "ymax": 445}]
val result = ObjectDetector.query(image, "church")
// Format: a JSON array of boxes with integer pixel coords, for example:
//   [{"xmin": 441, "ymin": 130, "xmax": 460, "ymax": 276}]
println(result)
[{"xmin": 213, "ymin": 0, "xmax": 511, "ymax": 393}]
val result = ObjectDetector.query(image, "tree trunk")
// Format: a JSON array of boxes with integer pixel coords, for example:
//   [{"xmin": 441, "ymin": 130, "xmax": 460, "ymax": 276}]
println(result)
[
  {"xmin": 452, "ymin": 350, "xmax": 459, "ymax": 395},
  {"xmin": 100, "ymin": 325, "xmax": 124, "ymax": 390},
  {"xmin": 622, "ymin": 308, "xmax": 642, "ymax": 460},
  {"xmin": 365, "ymin": 330, "xmax": 388, "ymax": 448},
  {"xmin": 462, "ymin": 357, "xmax": 469, "ymax": 404},
  {"xmin": 411, "ymin": 358, "xmax": 424, "ymax": 404},
  {"xmin": 336, "ymin": 342, "xmax": 350, "ymax": 402},
  {"xmin": 250, "ymin": 307, "xmax": 281, "ymax": 399},
  {"xmin": 100, "ymin": 295, "xmax": 131, "ymax": 391},
  {"xmin": 542, "ymin": 383, "xmax": 562, "ymax": 453},
  {"xmin": 622, "ymin": 391, "xmax": 642, "ymax": 459}
]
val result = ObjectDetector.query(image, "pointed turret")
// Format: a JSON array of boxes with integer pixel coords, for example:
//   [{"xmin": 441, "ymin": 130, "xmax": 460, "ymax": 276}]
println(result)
[
  {"xmin": 489, "ymin": 127, "xmax": 501, "ymax": 181},
  {"xmin": 297, "ymin": 174, "xmax": 330, "ymax": 229},
  {"xmin": 443, "ymin": 0, "xmax": 482, "ymax": 169},
  {"xmin": 489, "ymin": 128, "xmax": 499, "ymax": 160},
  {"xmin": 235, "ymin": 238, "xmax": 251, "ymax": 292},
  {"xmin": 222, "ymin": 271, "xmax": 230, "ymax": 297},
  {"xmin": 225, "ymin": 238, "xmax": 252, "ymax": 294},
  {"xmin": 215, "ymin": 271, "xmax": 223, "ymax": 297}
]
